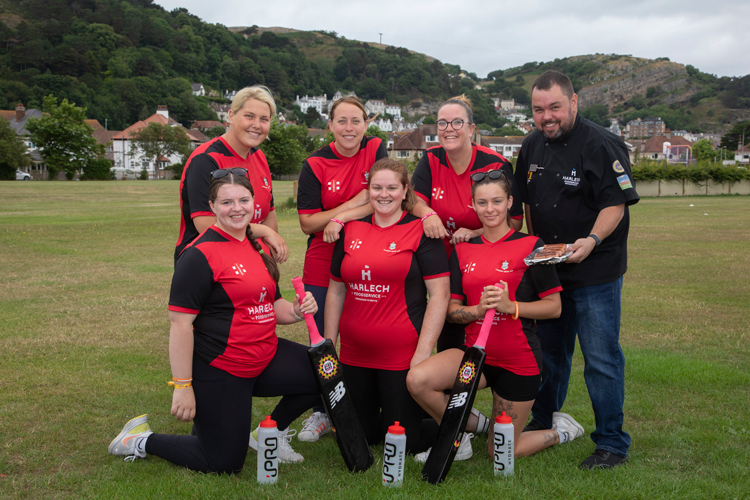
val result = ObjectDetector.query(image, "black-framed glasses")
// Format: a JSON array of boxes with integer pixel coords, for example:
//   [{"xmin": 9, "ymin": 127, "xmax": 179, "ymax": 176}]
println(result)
[
  {"xmin": 471, "ymin": 169, "xmax": 507, "ymax": 183},
  {"xmin": 436, "ymin": 119, "xmax": 469, "ymax": 131},
  {"xmin": 211, "ymin": 167, "xmax": 248, "ymax": 179}
]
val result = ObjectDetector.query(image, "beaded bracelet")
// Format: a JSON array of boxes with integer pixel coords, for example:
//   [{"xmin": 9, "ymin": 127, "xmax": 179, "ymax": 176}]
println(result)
[{"xmin": 420, "ymin": 212, "xmax": 437, "ymax": 222}]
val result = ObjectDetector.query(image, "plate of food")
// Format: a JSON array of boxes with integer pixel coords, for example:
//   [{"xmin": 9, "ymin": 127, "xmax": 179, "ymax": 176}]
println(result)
[{"xmin": 524, "ymin": 243, "xmax": 572, "ymax": 265}]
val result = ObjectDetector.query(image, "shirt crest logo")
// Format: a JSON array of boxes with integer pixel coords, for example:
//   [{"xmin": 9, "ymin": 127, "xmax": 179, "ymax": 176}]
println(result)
[
  {"xmin": 362, "ymin": 172, "xmax": 369, "ymax": 184},
  {"xmin": 263, "ymin": 177, "xmax": 270, "ymax": 188},
  {"xmin": 496, "ymin": 259, "xmax": 514, "ymax": 273},
  {"xmin": 613, "ymin": 160, "xmax": 625, "ymax": 173}
]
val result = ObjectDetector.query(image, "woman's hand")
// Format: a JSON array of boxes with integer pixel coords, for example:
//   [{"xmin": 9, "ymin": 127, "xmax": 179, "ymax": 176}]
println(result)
[
  {"xmin": 347, "ymin": 189, "xmax": 370, "ymax": 210},
  {"xmin": 261, "ymin": 231, "xmax": 289, "ymax": 264},
  {"xmin": 323, "ymin": 220, "xmax": 344, "ymax": 243},
  {"xmin": 450, "ymin": 227, "xmax": 481, "ymax": 245},
  {"xmin": 422, "ymin": 214, "xmax": 449, "ymax": 239},
  {"xmin": 476, "ymin": 282, "xmax": 512, "ymax": 317},
  {"xmin": 294, "ymin": 291, "xmax": 318, "ymax": 318},
  {"xmin": 171, "ymin": 386, "xmax": 196, "ymax": 422}
]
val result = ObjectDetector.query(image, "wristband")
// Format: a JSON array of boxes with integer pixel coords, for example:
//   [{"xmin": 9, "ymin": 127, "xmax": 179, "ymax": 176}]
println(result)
[
  {"xmin": 172, "ymin": 377, "xmax": 192, "ymax": 382},
  {"xmin": 420, "ymin": 212, "xmax": 437, "ymax": 222},
  {"xmin": 168, "ymin": 381, "xmax": 192, "ymax": 389},
  {"xmin": 330, "ymin": 218, "xmax": 344, "ymax": 227},
  {"xmin": 292, "ymin": 310, "xmax": 304, "ymax": 322},
  {"xmin": 588, "ymin": 234, "xmax": 601, "ymax": 246},
  {"xmin": 474, "ymin": 305, "xmax": 479, "ymax": 318},
  {"xmin": 511, "ymin": 301, "xmax": 519, "ymax": 320}
]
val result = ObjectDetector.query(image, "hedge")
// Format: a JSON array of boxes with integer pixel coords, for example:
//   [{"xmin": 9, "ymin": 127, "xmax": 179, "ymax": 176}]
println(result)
[{"xmin": 631, "ymin": 161, "xmax": 750, "ymax": 183}]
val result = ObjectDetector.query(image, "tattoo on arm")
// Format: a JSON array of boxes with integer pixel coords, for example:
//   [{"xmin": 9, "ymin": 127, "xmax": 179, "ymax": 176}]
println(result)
[{"xmin": 448, "ymin": 306, "xmax": 476, "ymax": 324}]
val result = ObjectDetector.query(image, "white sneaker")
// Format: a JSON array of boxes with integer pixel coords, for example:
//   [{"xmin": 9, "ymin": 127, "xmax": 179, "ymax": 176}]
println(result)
[
  {"xmin": 278, "ymin": 428, "xmax": 304, "ymax": 463},
  {"xmin": 552, "ymin": 412, "xmax": 584, "ymax": 441},
  {"xmin": 414, "ymin": 432, "xmax": 474, "ymax": 463},
  {"xmin": 249, "ymin": 426, "xmax": 304, "ymax": 463},
  {"xmin": 298, "ymin": 412, "xmax": 331, "ymax": 442},
  {"xmin": 108, "ymin": 414, "xmax": 153, "ymax": 460}
]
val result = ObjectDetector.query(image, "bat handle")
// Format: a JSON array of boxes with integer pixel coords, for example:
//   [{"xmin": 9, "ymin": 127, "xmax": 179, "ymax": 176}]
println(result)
[
  {"xmin": 291, "ymin": 276, "xmax": 325, "ymax": 344},
  {"xmin": 474, "ymin": 282, "xmax": 503, "ymax": 349}
]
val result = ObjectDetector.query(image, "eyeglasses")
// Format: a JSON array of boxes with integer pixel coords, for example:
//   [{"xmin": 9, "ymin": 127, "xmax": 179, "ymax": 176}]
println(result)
[
  {"xmin": 470, "ymin": 169, "xmax": 507, "ymax": 183},
  {"xmin": 211, "ymin": 168, "xmax": 248, "ymax": 179},
  {"xmin": 436, "ymin": 119, "xmax": 469, "ymax": 131}
]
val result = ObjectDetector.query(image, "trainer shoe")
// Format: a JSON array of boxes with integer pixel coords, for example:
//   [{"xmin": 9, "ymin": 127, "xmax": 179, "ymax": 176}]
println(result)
[
  {"xmin": 249, "ymin": 426, "xmax": 304, "ymax": 463},
  {"xmin": 580, "ymin": 449, "xmax": 628, "ymax": 470},
  {"xmin": 108, "ymin": 414, "xmax": 153, "ymax": 460},
  {"xmin": 414, "ymin": 432, "xmax": 473, "ymax": 463},
  {"xmin": 522, "ymin": 419, "xmax": 548, "ymax": 432},
  {"xmin": 298, "ymin": 411, "xmax": 331, "ymax": 442},
  {"xmin": 552, "ymin": 412, "xmax": 585, "ymax": 442}
]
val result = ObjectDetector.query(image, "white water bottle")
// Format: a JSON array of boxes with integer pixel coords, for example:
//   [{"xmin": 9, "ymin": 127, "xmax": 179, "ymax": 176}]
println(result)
[
  {"xmin": 382, "ymin": 421, "xmax": 406, "ymax": 487},
  {"xmin": 256, "ymin": 415, "xmax": 279, "ymax": 484},
  {"xmin": 493, "ymin": 412, "xmax": 514, "ymax": 476}
]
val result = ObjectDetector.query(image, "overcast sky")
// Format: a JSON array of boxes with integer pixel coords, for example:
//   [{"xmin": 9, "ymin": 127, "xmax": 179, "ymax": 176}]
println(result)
[{"xmin": 155, "ymin": 0, "xmax": 749, "ymax": 79}]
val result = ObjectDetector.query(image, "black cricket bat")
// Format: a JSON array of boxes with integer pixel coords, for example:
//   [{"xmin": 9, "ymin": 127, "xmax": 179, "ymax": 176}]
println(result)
[
  {"xmin": 421, "ymin": 283, "xmax": 501, "ymax": 484},
  {"xmin": 291, "ymin": 277, "xmax": 373, "ymax": 472}
]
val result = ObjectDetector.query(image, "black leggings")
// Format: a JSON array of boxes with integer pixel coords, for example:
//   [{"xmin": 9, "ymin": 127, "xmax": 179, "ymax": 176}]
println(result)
[
  {"xmin": 146, "ymin": 338, "xmax": 319, "ymax": 474},
  {"xmin": 343, "ymin": 363, "xmax": 435, "ymax": 454}
]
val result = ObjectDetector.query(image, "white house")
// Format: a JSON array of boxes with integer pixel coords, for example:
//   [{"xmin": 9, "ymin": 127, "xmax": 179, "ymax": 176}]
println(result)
[
  {"xmin": 365, "ymin": 99, "xmax": 386, "ymax": 117},
  {"xmin": 373, "ymin": 118, "xmax": 393, "ymax": 132},
  {"xmin": 295, "ymin": 94, "xmax": 327, "ymax": 116},
  {"xmin": 484, "ymin": 136, "xmax": 525, "ymax": 158},
  {"xmin": 385, "ymin": 104, "xmax": 401, "ymax": 120},
  {"xmin": 191, "ymin": 83, "xmax": 205, "ymax": 97},
  {"xmin": 735, "ymin": 145, "xmax": 750, "ymax": 164}
]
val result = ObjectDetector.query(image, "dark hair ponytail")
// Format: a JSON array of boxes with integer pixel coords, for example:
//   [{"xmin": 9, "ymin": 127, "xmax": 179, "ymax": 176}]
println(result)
[{"xmin": 245, "ymin": 225, "xmax": 279, "ymax": 283}]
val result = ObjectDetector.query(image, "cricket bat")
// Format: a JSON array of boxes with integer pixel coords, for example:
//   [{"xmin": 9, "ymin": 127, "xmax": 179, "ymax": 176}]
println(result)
[
  {"xmin": 291, "ymin": 276, "xmax": 373, "ymax": 472},
  {"xmin": 421, "ymin": 283, "xmax": 501, "ymax": 484}
]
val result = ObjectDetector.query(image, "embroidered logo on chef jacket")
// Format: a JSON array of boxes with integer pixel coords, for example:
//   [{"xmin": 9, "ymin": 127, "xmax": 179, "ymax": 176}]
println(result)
[
  {"xmin": 617, "ymin": 174, "xmax": 633, "ymax": 190},
  {"xmin": 613, "ymin": 160, "xmax": 625, "ymax": 173},
  {"xmin": 563, "ymin": 167, "xmax": 580, "ymax": 187}
]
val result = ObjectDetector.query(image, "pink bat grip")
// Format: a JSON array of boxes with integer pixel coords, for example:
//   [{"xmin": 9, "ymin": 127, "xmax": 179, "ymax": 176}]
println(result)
[
  {"xmin": 473, "ymin": 283, "xmax": 503, "ymax": 349},
  {"xmin": 291, "ymin": 276, "xmax": 325, "ymax": 345}
]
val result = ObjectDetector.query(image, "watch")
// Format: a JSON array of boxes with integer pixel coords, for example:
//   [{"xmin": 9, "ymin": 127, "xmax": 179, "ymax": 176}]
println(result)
[{"xmin": 588, "ymin": 234, "xmax": 601, "ymax": 246}]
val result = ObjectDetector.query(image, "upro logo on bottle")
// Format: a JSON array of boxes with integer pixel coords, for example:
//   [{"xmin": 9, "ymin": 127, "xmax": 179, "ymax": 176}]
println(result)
[
  {"xmin": 382, "ymin": 441, "xmax": 402, "ymax": 483},
  {"xmin": 263, "ymin": 436, "xmax": 278, "ymax": 478}
]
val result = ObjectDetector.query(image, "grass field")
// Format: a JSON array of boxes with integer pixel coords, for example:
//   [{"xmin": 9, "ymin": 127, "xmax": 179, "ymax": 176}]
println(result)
[{"xmin": 0, "ymin": 181, "xmax": 748, "ymax": 499}]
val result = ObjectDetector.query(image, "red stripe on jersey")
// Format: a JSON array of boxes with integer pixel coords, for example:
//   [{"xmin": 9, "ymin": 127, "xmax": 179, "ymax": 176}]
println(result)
[{"xmin": 168, "ymin": 305, "xmax": 200, "ymax": 314}]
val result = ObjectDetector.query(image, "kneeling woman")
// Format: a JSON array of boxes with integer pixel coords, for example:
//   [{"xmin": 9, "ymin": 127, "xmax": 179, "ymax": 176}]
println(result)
[
  {"xmin": 325, "ymin": 158, "xmax": 450, "ymax": 453},
  {"xmin": 109, "ymin": 171, "xmax": 320, "ymax": 472},
  {"xmin": 408, "ymin": 170, "xmax": 583, "ymax": 461}
]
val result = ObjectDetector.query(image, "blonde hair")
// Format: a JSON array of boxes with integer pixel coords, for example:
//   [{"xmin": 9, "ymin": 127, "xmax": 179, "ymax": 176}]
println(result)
[
  {"xmin": 438, "ymin": 94, "xmax": 473, "ymax": 124},
  {"xmin": 231, "ymin": 85, "xmax": 276, "ymax": 117}
]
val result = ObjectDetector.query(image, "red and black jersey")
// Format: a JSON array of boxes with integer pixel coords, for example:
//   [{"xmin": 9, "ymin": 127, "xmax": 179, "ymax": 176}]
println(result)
[
  {"xmin": 169, "ymin": 226, "xmax": 282, "ymax": 378},
  {"xmin": 411, "ymin": 143, "xmax": 524, "ymax": 256},
  {"xmin": 449, "ymin": 230, "xmax": 562, "ymax": 375},
  {"xmin": 330, "ymin": 213, "xmax": 449, "ymax": 370},
  {"xmin": 297, "ymin": 136, "xmax": 388, "ymax": 287},
  {"xmin": 174, "ymin": 137, "xmax": 275, "ymax": 262}
]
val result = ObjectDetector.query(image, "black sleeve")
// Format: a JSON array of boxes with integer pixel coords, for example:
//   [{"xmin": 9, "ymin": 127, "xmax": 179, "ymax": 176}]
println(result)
[
  {"xmin": 375, "ymin": 138, "xmax": 388, "ymax": 161},
  {"xmin": 330, "ymin": 225, "xmax": 346, "ymax": 279},
  {"xmin": 297, "ymin": 159, "xmax": 323, "ymax": 211},
  {"xmin": 411, "ymin": 153, "xmax": 433, "ymax": 202},
  {"xmin": 184, "ymin": 153, "xmax": 219, "ymax": 216},
  {"xmin": 585, "ymin": 137, "xmax": 640, "ymax": 210},
  {"xmin": 500, "ymin": 160, "xmax": 523, "ymax": 218},
  {"xmin": 514, "ymin": 138, "xmax": 532, "ymax": 205},
  {"xmin": 169, "ymin": 247, "xmax": 214, "ymax": 311},
  {"xmin": 416, "ymin": 233, "xmax": 449, "ymax": 278},
  {"xmin": 448, "ymin": 248, "xmax": 465, "ymax": 301}
]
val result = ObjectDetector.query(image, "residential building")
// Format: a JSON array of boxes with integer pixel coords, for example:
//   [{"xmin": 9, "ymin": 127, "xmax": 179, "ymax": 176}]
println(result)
[
  {"xmin": 372, "ymin": 118, "xmax": 392, "ymax": 132},
  {"xmin": 639, "ymin": 135, "xmax": 693, "ymax": 161},
  {"xmin": 328, "ymin": 91, "xmax": 358, "ymax": 112},
  {"xmin": 500, "ymin": 99, "xmax": 515, "ymax": 112},
  {"xmin": 295, "ymin": 94, "xmax": 327, "ymax": 116},
  {"xmin": 735, "ymin": 145, "xmax": 750, "ymax": 164},
  {"xmin": 365, "ymin": 99, "xmax": 386, "ymax": 117},
  {"xmin": 626, "ymin": 117, "xmax": 665, "ymax": 139},
  {"xmin": 209, "ymin": 102, "xmax": 232, "ymax": 122},
  {"xmin": 385, "ymin": 104, "xmax": 401, "ymax": 120},
  {"xmin": 191, "ymin": 120, "xmax": 227, "ymax": 133},
  {"xmin": 483, "ymin": 136, "xmax": 524, "ymax": 158},
  {"xmin": 191, "ymin": 83, "xmax": 205, "ymax": 97}
]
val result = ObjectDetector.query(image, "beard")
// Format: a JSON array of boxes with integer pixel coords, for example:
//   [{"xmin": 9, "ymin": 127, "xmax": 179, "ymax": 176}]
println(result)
[{"xmin": 540, "ymin": 109, "xmax": 575, "ymax": 141}]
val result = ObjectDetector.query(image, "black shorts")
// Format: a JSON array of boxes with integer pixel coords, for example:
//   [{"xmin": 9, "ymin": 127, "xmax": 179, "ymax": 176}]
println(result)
[{"xmin": 456, "ymin": 346, "xmax": 540, "ymax": 402}]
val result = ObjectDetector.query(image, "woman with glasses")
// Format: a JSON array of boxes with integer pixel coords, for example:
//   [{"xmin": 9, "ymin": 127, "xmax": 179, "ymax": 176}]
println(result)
[
  {"xmin": 295, "ymin": 97, "xmax": 388, "ymax": 442},
  {"xmin": 109, "ymin": 171, "xmax": 320, "ymax": 471},
  {"xmin": 325, "ymin": 158, "xmax": 449, "ymax": 453},
  {"xmin": 407, "ymin": 169, "xmax": 580, "ymax": 463},
  {"xmin": 411, "ymin": 94, "xmax": 524, "ymax": 351},
  {"xmin": 174, "ymin": 85, "xmax": 287, "ymax": 265}
]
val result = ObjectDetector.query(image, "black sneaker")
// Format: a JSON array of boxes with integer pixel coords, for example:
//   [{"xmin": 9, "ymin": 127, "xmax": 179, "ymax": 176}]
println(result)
[
  {"xmin": 580, "ymin": 449, "xmax": 628, "ymax": 470},
  {"xmin": 522, "ymin": 420, "xmax": 548, "ymax": 432}
]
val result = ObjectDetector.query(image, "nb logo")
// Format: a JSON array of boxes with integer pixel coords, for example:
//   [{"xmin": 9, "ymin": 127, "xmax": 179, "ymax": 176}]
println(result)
[
  {"xmin": 329, "ymin": 381, "xmax": 346, "ymax": 409},
  {"xmin": 447, "ymin": 391, "xmax": 468, "ymax": 410}
]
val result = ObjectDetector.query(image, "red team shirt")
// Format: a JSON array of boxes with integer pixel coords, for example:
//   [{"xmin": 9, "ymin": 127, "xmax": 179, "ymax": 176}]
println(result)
[
  {"xmin": 297, "ymin": 137, "xmax": 388, "ymax": 287},
  {"xmin": 169, "ymin": 226, "xmax": 282, "ymax": 378},
  {"xmin": 175, "ymin": 137, "xmax": 275, "ymax": 261},
  {"xmin": 450, "ymin": 230, "xmax": 562, "ymax": 375},
  {"xmin": 412, "ymin": 143, "xmax": 524, "ymax": 256},
  {"xmin": 330, "ymin": 213, "xmax": 449, "ymax": 370}
]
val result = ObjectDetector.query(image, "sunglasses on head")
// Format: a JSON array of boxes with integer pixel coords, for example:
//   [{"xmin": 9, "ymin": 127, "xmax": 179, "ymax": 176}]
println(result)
[
  {"xmin": 470, "ymin": 169, "xmax": 506, "ymax": 183},
  {"xmin": 211, "ymin": 168, "xmax": 248, "ymax": 179}
]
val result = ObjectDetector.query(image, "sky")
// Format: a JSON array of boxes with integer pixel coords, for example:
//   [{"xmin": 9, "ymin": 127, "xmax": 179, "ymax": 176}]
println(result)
[{"xmin": 154, "ymin": 0, "xmax": 749, "ymax": 79}]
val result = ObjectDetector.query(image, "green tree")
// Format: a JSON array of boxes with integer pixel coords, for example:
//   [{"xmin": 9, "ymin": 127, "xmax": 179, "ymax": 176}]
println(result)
[
  {"xmin": 0, "ymin": 119, "xmax": 31, "ymax": 180},
  {"xmin": 259, "ymin": 120, "xmax": 307, "ymax": 178},
  {"xmin": 492, "ymin": 125, "xmax": 525, "ymax": 136},
  {"xmin": 366, "ymin": 124, "xmax": 388, "ymax": 143},
  {"xmin": 25, "ymin": 95, "xmax": 102, "ymax": 180},
  {"xmin": 422, "ymin": 116, "xmax": 436, "ymax": 124},
  {"xmin": 129, "ymin": 122, "xmax": 193, "ymax": 179},
  {"xmin": 691, "ymin": 139, "xmax": 716, "ymax": 162},
  {"xmin": 720, "ymin": 121, "xmax": 750, "ymax": 151}
]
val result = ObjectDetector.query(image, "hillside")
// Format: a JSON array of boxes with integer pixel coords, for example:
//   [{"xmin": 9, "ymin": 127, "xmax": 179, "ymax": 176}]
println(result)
[{"xmin": 0, "ymin": 0, "xmax": 747, "ymax": 134}]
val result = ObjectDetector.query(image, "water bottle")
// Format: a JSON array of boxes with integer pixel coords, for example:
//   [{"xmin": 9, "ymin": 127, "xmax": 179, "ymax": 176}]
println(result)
[
  {"xmin": 256, "ymin": 415, "xmax": 279, "ymax": 484},
  {"xmin": 382, "ymin": 421, "xmax": 406, "ymax": 487},
  {"xmin": 493, "ymin": 412, "xmax": 514, "ymax": 476}
]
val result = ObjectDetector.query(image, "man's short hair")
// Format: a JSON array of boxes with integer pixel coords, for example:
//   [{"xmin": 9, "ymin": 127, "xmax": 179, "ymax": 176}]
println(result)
[{"xmin": 532, "ymin": 70, "xmax": 575, "ymax": 98}]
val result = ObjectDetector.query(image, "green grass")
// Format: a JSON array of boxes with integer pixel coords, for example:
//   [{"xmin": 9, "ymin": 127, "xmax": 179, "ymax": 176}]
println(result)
[{"xmin": 0, "ymin": 182, "xmax": 748, "ymax": 499}]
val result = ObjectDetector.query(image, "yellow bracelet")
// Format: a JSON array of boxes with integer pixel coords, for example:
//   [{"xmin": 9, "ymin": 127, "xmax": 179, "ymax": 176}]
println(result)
[
  {"xmin": 172, "ymin": 377, "xmax": 192, "ymax": 382},
  {"xmin": 168, "ymin": 381, "xmax": 192, "ymax": 389},
  {"xmin": 512, "ymin": 301, "xmax": 519, "ymax": 320}
]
